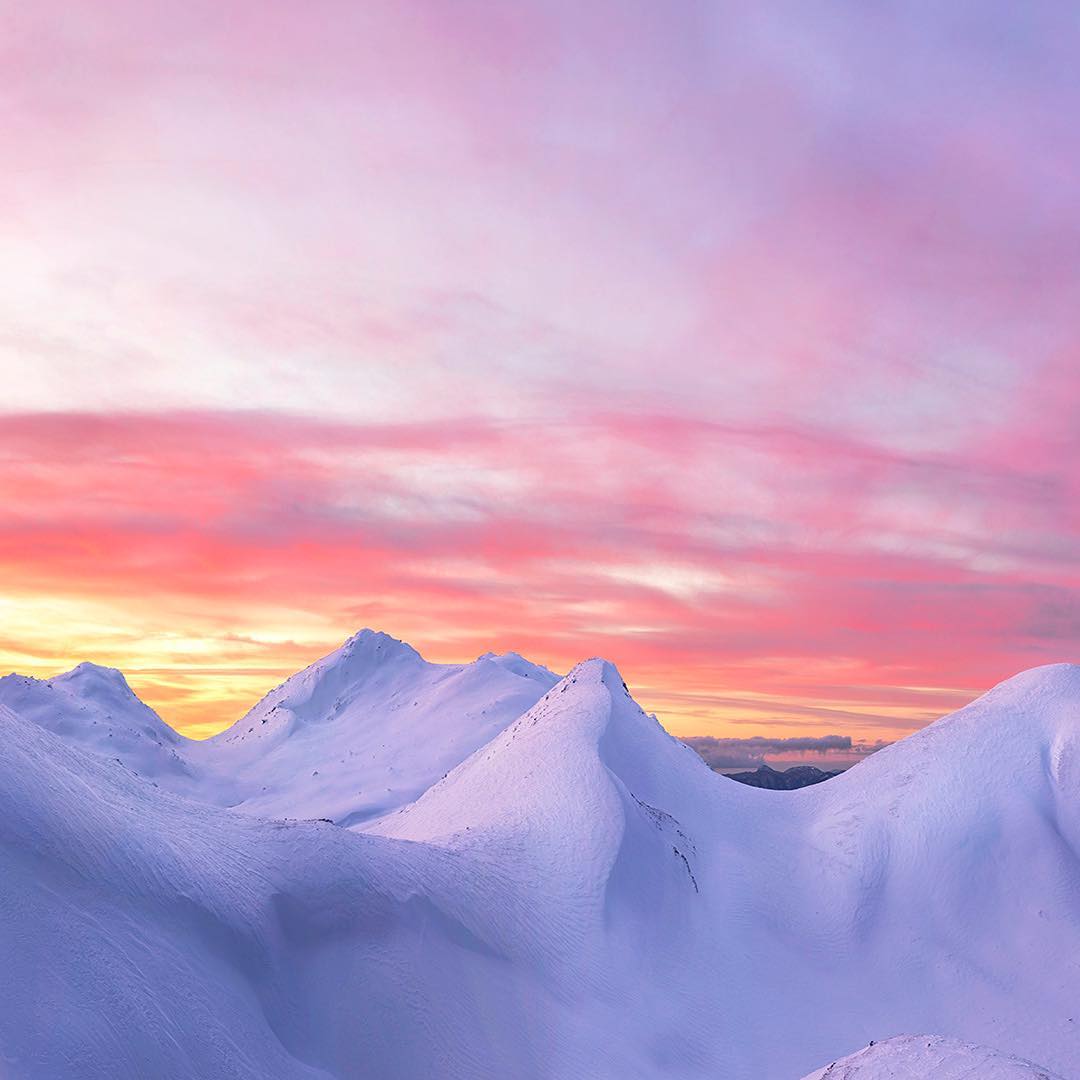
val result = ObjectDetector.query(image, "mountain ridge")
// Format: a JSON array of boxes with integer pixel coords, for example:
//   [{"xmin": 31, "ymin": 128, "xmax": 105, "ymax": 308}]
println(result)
[{"xmin": 3, "ymin": 641, "xmax": 1080, "ymax": 1077}]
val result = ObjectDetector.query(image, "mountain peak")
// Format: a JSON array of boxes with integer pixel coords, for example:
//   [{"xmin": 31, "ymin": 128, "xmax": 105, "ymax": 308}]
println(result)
[
  {"xmin": 984, "ymin": 661, "xmax": 1080, "ymax": 700},
  {"xmin": 55, "ymin": 661, "xmax": 133, "ymax": 691},
  {"xmin": 565, "ymin": 657, "xmax": 631, "ymax": 695},
  {"xmin": 0, "ymin": 660, "xmax": 180, "ymax": 751},
  {"xmin": 476, "ymin": 651, "xmax": 559, "ymax": 682},
  {"xmin": 49, "ymin": 662, "xmax": 154, "ymax": 716},
  {"xmin": 334, "ymin": 628, "xmax": 424, "ymax": 668},
  {"xmin": 316, "ymin": 631, "xmax": 424, "ymax": 686},
  {"xmin": 212, "ymin": 629, "xmax": 433, "ymax": 752}
]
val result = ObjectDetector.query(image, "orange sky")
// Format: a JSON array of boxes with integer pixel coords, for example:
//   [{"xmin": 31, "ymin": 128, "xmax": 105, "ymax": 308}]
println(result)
[
  {"xmin": 3, "ymin": 3, "xmax": 1078, "ymax": 745},
  {"xmin": 0, "ymin": 411, "xmax": 1058, "ymax": 744},
  {"xmin": 3, "ymin": 599, "xmax": 976, "ymax": 744}
]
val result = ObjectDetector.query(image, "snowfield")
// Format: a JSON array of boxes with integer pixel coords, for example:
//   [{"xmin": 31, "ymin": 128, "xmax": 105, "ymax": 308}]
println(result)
[
  {"xmin": 0, "ymin": 631, "xmax": 558, "ymax": 826},
  {"xmin": 193, "ymin": 630, "xmax": 559, "ymax": 826},
  {"xmin": 1, "ymin": 631, "xmax": 1078, "ymax": 1079}
]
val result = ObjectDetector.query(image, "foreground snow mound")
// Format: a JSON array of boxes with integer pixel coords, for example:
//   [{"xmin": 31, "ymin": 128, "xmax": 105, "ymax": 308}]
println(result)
[
  {"xmin": 376, "ymin": 661, "xmax": 1080, "ymax": 1077},
  {"xmin": 199, "ymin": 629, "xmax": 560, "ymax": 824},
  {"xmin": 800, "ymin": 1034, "xmax": 1066, "ymax": 1079},
  {"xmin": 0, "ymin": 701, "xmax": 586, "ymax": 1079},
  {"xmin": 371, "ymin": 659, "xmax": 782, "ymax": 1071},
  {"xmin": 372, "ymin": 657, "xmax": 717, "ymax": 889}
]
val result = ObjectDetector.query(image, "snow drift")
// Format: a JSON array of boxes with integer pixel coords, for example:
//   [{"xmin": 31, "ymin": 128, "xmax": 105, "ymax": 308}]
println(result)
[{"xmin": 2, "ymin": 634, "xmax": 1079, "ymax": 1079}]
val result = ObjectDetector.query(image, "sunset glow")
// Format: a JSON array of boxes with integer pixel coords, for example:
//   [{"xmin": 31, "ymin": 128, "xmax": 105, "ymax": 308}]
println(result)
[{"xmin": 3, "ymin": 2, "xmax": 1078, "ymax": 741}]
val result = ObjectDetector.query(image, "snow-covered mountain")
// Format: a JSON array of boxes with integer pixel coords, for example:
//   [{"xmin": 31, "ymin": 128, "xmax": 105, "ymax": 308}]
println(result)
[
  {"xmin": 0, "ymin": 630, "xmax": 559, "ymax": 826},
  {"xmin": 0, "ymin": 662, "xmax": 196, "ymax": 789},
  {"xmin": 2, "ymin": 637, "xmax": 1079, "ymax": 1079},
  {"xmin": 197, "ymin": 629, "xmax": 560, "ymax": 825}
]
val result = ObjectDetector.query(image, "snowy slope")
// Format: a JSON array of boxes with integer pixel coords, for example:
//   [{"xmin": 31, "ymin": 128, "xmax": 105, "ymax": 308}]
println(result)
[
  {"xmin": 2, "ymin": 643, "xmax": 1080, "ymax": 1078},
  {"xmin": 0, "ymin": 662, "xmax": 197, "ymax": 790},
  {"xmin": 0, "ymin": 700, "xmax": 565, "ymax": 1080},
  {"xmin": 375, "ymin": 659, "xmax": 1080, "ymax": 1078},
  {"xmin": 767, "ymin": 663, "xmax": 1080, "ymax": 1075},
  {"xmin": 197, "ymin": 629, "xmax": 560, "ymax": 825},
  {"xmin": 800, "ymin": 1034, "xmax": 1066, "ymax": 1079},
  {"xmin": 0, "ymin": 631, "xmax": 559, "ymax": 826}
]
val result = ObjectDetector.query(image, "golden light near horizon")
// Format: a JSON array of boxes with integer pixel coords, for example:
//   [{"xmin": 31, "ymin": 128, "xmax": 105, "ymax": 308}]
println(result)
[
  {"xmin": 1, "ymin": 576, "xmax": 981, "ymax": 745},
  {"xmin": 1, "ymin": 0, "xmax": 1077, "ymax": 759}
]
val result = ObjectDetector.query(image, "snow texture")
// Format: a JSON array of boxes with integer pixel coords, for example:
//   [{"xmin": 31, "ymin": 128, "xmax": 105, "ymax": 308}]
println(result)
[
  {"xmin": 2, "ymin": 633, "xmax": 1080, "ymax": 1079},
  {"xmin": 801, "ymin": 1034, "xmax": 1064, "ymax": 1079},
  {"xmin": 0, "ymin": 630, "xmax": 558, "ymax": 827}
]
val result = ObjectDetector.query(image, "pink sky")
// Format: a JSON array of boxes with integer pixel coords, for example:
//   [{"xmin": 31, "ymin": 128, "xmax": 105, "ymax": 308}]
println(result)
[{"xmin": 2, "ymin": 2, "xmax": 1078, "ymax": 744}]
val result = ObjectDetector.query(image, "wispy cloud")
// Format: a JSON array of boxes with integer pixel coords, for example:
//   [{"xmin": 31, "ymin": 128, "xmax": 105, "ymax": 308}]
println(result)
[
  {"xmin": 681, "ymin": 735, "xmax": 890, "ymax": 770},
  {"xmin": 0, "ymin": 408, "xmax": 1075, "ymax": 735},
  {"xmin": 1, "ymin": 3, "xmax": 1078, "ymax": 735}
]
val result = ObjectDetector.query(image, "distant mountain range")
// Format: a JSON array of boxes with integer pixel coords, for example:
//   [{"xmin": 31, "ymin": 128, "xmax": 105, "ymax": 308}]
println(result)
[
  {"xmin": 1, "ymin": 630, "xmax": 1077, "ymax": 1079},
  {"xmin": 724, "ymin": 763, "xmax": 843, "ymax": 789}
]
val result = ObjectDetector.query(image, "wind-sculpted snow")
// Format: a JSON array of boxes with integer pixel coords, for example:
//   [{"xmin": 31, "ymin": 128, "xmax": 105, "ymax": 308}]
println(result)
[
  {"xmin": 800, "ymin": 1034, "xmax": 1066, "ymax": 1079},
  {"xmin": 0, "ymin": 701, "xmax": 582, "ymax": 1079},
  {"xmin": 2, "ymin": 641, "xmax": 1080, "ymax": 1078}
]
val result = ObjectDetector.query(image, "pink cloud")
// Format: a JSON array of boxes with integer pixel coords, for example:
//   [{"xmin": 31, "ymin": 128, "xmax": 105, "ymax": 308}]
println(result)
[
  {"xmin": 2, "ymin": 4, "xmax": 1078, "ymax": 735},
  {"xmin": 0, "ymin": 406, "xmax": 1076, "ymax": 735}
]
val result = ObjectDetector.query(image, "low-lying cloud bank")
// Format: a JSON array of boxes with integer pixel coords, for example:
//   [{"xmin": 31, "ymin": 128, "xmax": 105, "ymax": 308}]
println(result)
[{"xmin": 681, "ymin": 734, "xmax": 891, "ymax": 770}]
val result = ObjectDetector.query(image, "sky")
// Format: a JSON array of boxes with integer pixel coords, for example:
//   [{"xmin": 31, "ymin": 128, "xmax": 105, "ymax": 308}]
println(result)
[{"xmin": 1, "ymin": 2, "xmax": 1078, "ymax": 750}]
